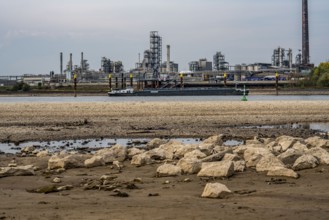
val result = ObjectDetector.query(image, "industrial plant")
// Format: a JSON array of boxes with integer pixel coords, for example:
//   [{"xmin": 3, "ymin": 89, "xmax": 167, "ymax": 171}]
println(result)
[{"xmin": 0, "ymin": 0, "xmax": 316, "ymax": 88}]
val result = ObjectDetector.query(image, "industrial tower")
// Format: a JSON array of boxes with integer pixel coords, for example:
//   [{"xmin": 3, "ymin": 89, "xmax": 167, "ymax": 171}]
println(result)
[
  {"xmin": 302, "ymin": 0, "xmax": 310, "ymax": 65},
  {"xmin": 150, "ymin": 31, "xmax": 162, "ymax": 78}
]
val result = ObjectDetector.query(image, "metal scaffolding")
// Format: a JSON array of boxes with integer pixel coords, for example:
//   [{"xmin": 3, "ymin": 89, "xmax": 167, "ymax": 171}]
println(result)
[
  {"xmin": 150, "ymin": 31, "xmax": 162, "ymax": 78},
  {"xmin": 213, "ymin": 51, "xmax": 229, "ymax": 71}
]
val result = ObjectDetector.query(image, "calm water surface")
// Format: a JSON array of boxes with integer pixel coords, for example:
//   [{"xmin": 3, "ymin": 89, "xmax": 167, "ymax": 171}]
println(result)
[{"xmin": 0, "ymin": 95, "xmax": 329, "ymax": 103}]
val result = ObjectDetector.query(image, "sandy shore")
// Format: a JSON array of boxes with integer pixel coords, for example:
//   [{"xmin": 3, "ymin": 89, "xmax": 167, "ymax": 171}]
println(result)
[
  {"xmin": 1, "ymin": 101, "xmax": 329, "ymax": 219},
  {"xmin": 0, "ymin": 101, "xmax": 329, "ymax": 143}
]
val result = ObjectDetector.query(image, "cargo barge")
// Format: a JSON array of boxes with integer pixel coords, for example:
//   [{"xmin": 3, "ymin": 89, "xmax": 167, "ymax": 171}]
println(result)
[{"xmin": 108, "ymin": 87, "xmax": 248, "ymax": 96}]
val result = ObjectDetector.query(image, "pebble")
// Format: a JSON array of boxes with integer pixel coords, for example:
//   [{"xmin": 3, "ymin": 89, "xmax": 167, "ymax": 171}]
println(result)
[{"xmin": 53, "ymin": 177, "xmax": 62, "ymax": 183}]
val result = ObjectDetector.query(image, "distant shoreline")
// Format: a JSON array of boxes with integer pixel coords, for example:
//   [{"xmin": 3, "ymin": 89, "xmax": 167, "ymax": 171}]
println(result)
[{"xmin": 1, "ymin": 88, "xmax": 329, "ymax": 97}]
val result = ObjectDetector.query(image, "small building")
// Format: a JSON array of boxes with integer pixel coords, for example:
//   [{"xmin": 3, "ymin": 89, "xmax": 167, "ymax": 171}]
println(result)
[
  {"xmin": 22, "ymin": 75, "xmax": 51, "ymax": 86},
  {"xmin": 188, "ymin": 58, "xmax": 212, "ymax": 72}
]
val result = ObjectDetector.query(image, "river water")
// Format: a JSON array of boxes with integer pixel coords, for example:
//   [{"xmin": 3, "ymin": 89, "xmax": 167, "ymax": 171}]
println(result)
[{"xmin": 0, "ymin": 95, "xmax": 329, "ymax": 103}]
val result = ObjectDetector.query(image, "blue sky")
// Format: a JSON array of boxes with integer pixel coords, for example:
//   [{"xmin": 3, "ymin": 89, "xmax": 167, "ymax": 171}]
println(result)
[{"xmin": 0, "ymin": 0, "xmax": 328, "ymax": 75}]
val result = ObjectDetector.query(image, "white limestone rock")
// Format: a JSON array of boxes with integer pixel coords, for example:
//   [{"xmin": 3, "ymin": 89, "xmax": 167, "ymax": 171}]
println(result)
[
  {"xmin": 184, "ymin": 149, "xmax": 207, "ymax": 160},
  {"xmin": 243, "ymin": 147, "xmax": 272, "ymax": 168},
  {"xmin": 256, "ymin": 154, "xmax": 285, "ymax": 172},
  {"xmin": 292, "ymin": 155, "xmax": 319, "ymax": 171},
  {"xmin": 197, "ymin": 161, "xmax": 234, "ymax": 178},
  {"xmin": 146, "ymin": 138, "xmax": 168, "ymax": 150},
  {"xmin": 267, "ymin": 167, "xmax": 299, "ymax": 179},
  {"xmin": 201, "ymin": 183, "xmax": 232, "ymax": 199},
  {"xmin": 48, "ymin": 154, "xmax": 89, "ymax": 170},
  {"xmin": 131, "ymin": 153, "xmax": 152, "ymax": 166},
  {"xmin": 306, "ymin": 147, "xmax": 329, "ymax": 165},
  {"xmin": 277, "ymin": 149, "xmax": 303, "ymax": 167},
  {"xmin": 36, "ymin": 150, "xmax": 49, "ymax": 158},
  {"xmin": 127, "ymin": 148, "xmax": 145, "ymax": 159},
  {"xmin": 84, "ymin": 156, "xmax": 105, "ymax": 168},
  {"xmin": 95, "ymin": 144, "xmax": 127, "ymax": 163},
  {"xmin": 177, "ymin": 158, "xmax": 202, "ymax": 174},
  {"xmin": 305, "ymin": 136, "xmax": 329, "ymax": 149},
  {"xmin": 156, "ymin": 164, "xmax": 181, "ymax": 177},
  {"xmin": 0, "ymin": 165, "xmax": 35, "ymax": 178}
]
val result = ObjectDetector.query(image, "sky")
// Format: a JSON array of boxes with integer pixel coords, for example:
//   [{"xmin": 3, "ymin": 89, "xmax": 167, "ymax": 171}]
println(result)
[{"xmin": 0, "ymin": 0, "xmax": 328, "ymax": 75}]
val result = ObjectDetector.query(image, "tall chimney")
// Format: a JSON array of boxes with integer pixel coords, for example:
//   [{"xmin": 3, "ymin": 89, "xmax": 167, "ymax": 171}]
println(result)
[
  {"xmin": 60, "ymin": 52, "xmax": 63, "ymax": 76},
  {"xmin": 302, "ymin": 0, "xmax": 310, "ymax": 65},
  {"xmin": 166, "ymin": 45, "xmax": 170, "ymax": 73},
  {"xmin": 70, "ymin": 53, "xmax": 73, "ymax": 71}
]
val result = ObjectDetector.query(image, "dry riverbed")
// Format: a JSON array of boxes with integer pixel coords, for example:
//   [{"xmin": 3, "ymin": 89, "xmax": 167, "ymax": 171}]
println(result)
[{"xmin": 1, "ymin": 101, "xmax": 329, "ymax": 219}]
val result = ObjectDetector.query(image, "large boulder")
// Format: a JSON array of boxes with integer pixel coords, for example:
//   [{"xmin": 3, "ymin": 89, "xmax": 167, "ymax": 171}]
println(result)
[
  {"xmin": 201, "ymin": 183, "xmax": 232, "ymax": 199},
  {"xmin": 84, "ymin": 156, "xmax": 105, "ymax": 168},
  {"xmin": 95, "ymin": 145, "xmax": 127, "ymax": 163},
  {"xmin": 197, "ymin": 161, "xmax": 234, "ymax": 178},
  {"xmin": 243, "ymin": 147, "xmax": 272, "ymax": 168},
  {"xmin": 276, "ymin": 136, "xmax": 299, "ymax": 152},
  {"xmin": 198, "ymin": 135, "xmax": 224, "ymax": 153},
  {"xmin": 131, "ymin": 153, "xmax": 152, "ymax": 166},
  {"xmin": 292, "ymin": 155, "xmax": 319, "ymax": 171},
  {"xmin": 267, "ymin": 167, "xmax": 299, "ymax": 179},
  {"xmin": 0, "ymin": 165, "xmax": 35, "ymax": 178},
  {"xmin": 48, "ymin": 154, "xmax": 89, "ymax": 170},
  {"xmin": 127, "ymin": 148, "xmax": 145, "ymax": 159},
  {"xmin": 156, "ymin": 164, "xmax": 181, "ymax": 177},
  {"xmin": 155, "ymin": 140, "xmax": 195, "ymax": 159},
  {"xmin": 177, "ymin": 158, "xmax": 202, "ymax": 174},
  {"xmin": 184, "ymin": 149, "xmax": 207, "ymax": 160},
  {"xmin": 256, "ymin": 154, "xmax": 285, "ymax": 172},
  {"xmin": 292, "ymin": 142, "xmax": 309, "ymax": 153},
  {"xmin": 307, "ymin": 147, "xmax": 329, "ymax": 165},
  {"xmin": 277, "ymin": 149, "xmax": 303, "ymax": 167},
  {"xmin": 146, "ymin": 138, "xmax": 168, "ymax": 150},
  {"xmin": 305, "ymin": 136, "xmax": 329, "ymax": 149}
]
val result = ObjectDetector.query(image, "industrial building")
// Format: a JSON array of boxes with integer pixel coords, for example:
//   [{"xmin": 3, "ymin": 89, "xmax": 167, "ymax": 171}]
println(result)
[
  {"xmin": 213, "ymin": 52, "xmax": 229, "ymax": 71},
  {"xmin": 101, "ymin": 57, "xmax": 123, "ymax": 74},
  {"xmin": 189, "ymin": 59, "xmax": 212, "ymax": 72}
]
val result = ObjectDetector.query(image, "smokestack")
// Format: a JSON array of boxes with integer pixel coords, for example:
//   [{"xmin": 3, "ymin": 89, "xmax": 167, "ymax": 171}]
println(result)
[
  {"xmin": 166, "ymin": 45, "xmax": 170, "ymax": 73},
  {"xmin": 81, "ymin": 52, "xmax": 84, "ymax": 73},
  {"xmin": 70, "ymin": 53, "xmax": 73, "ymax": 71},
  {"xmin": 60, "ymin": 52, "xmax": 63, "ymax": 76},
  {"xmin": 302, "ymin": 0, "xmax": 310, "ymax": 65}
]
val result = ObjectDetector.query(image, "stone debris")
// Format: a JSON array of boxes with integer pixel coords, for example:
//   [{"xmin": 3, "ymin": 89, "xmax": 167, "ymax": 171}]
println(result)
[
  {"xmin": 197, "ymin": 161, "xmax": 234, "ymax": 178},
  {"xmin": 0, "ymin": 165, "xmax": 35, "ymax": 178},
  {"xmin": 293, "ymin": 155, "xmax": 319, "ymax": 171},
  {"xmin": 201, "ymin": 183, "xmax": 232, "ymax": 199},
  {"xmin": 156, "ymin": 164, "xmax": 181, "ymax": 177}
]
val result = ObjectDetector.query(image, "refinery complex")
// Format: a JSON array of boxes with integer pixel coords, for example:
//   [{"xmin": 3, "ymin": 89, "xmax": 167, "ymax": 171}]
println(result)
[{"xmin": 0, "ymin": 0, "xmax": 315, "ymax": 87}]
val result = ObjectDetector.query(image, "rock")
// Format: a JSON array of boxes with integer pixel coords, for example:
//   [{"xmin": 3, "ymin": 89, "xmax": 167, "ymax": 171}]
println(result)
[
  {"xmin": 276, "ymin": 136, "xmax": 301, "ymax": 152},
  {"xmin": 148, "ymin": 148, "xmax": 172, "ymax": 160},
  {"xmin": 243, "ymin": 147, "xmax": 272, "ymax": 168},
  {"xmin": 292, "ymin": 155, "xmax": 319, "ymax": 171},
  {"xmin": 48, "ymin": 154, "xmax": 89, "ymax": 170},
  {"xmin": 52, "ymin": 177, "xmax": 61, "ymax": 183},
  {"xmin": 0, "ymin": 165, "xmax": 35, "ymax": 178},
  {"xmin": 84, "ymin": 156, "xmax": 105, "ymax": 168},
  {"xmin": 292, "ymin": 142, "xmax": 309, "ymax": 153},
  {"xmin": 266, "ymin": 141, "xmax": 281, "ymax": 155},
  {"xmin": 256, "ymin": 154, "xmax": 285, "ymax": 172},
  {"xmin": 197, "ymin": 161, "xmax": 234, "ymax": 178},
  {"xmin": 246, "ymin": 137, "xmax": 263, "ymax": 145},
  {"xmin": 233, "ymin": 160, "xmax": 246, "ymax": 172},
  {"xmin": 156, "ymin": 164, "xmax": 181, "ymax": 177},
  {"xmin": 184, "ymin": 149, "xmax": 207, "ymax": 159},
  {"xmin": 36, "ymin": 150, "xmax": 49, "ymax": 157},
  {"xmin": 146, "ymin": 138, "xmax": 168, "ymax": 150},
  {"xmin": 305, "ymin": 136, "xmax": 329, "ymax": 148},
  {"xmin": 21, "ymin": 146, "xmax": 35, "ymax": 154},
  {"xmin": 232, "ymin": 145, "xmax": 248, "ymax": 157},
  {"xmin": 96, "ymin": 144, "xmax": 127, "ymax": 163},
  {"xmin": 307, "ymin": 147, "xmax": 329, "ymax": 165},
  {"xmin": 277, "ymin": 149, "xmax": 303, "ymax": 167},
  {"xmin": 177, "ymin": 158, "xmax": 202, "ymax": 174},
  {"xmin": 201, "ymin": 183, "xmax": 232, "ymax": 199},
  {"xmin": 202, "ymin": 135, "xmax": 224, "ymax": 146},
  {"xmin": 222, "ymin": 153, "xmax": 241, "ymax": 162},
  {"xmin": 267, "ymin": 167, "xmax": 299, "ymax": 179},
  {"xmin": 127, "ymin": 148, "xmax": 145, "ymax": 159},
  {"xmin": 100, "ymin": 175, "xmax": 118, "ymax": 181},
  {"xmin": 131, "ymin": 153, "xmax": 152, "ymax": 166},
  {"xmin": 158, "ymin": 140, "xmax": 194, "ymax": 159}
]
